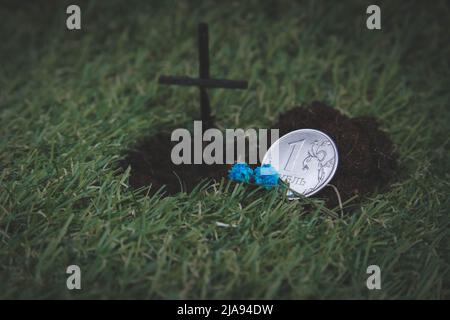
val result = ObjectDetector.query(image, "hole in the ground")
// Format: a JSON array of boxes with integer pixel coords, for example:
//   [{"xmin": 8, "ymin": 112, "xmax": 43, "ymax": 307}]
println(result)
[{"xmin": 120, "ymin": 101, "xmax": 398, "ymax": 208}]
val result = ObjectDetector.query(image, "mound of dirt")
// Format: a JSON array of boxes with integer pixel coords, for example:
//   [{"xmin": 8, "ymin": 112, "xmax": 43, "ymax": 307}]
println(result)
[
  {"xmin": 120, "ymin": 101, "xmax": 397, "ymax": 208},
  {"xmin": 274, "ymin": 101, "xmax": 397, "ymax": 206}
]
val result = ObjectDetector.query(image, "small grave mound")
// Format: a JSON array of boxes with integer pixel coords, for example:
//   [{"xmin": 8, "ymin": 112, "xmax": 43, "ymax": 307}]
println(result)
[
  {"xmin": 274, "ymin": 101, "xmax": 397, "ymax": 206},
  {"xmin": 120, "ymin": 101, "xmax": 397, "ymax": 208}
]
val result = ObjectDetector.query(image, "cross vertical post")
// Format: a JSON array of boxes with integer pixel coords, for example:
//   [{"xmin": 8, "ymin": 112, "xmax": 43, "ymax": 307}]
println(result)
[{"xmin": 198, "ymin": 23, "xmax": 213, "ymax": 128}]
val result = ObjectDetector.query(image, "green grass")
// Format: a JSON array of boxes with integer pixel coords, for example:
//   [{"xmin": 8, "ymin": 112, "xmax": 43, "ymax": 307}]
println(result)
[{"xmin": 1, "ymin": 0, "xmax": 449, "ymax": 299}]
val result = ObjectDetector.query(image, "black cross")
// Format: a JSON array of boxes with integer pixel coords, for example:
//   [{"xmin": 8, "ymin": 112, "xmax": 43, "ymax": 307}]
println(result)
[{"xmin": 158, "ymin": 23, "xmax": 248, "ymax": 129}]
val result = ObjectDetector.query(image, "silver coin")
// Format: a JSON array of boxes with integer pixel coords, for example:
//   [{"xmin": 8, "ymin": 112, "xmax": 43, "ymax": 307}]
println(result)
[{"xmin": 262, "ymin": 129, "xmax": 338, "ymax": 198}]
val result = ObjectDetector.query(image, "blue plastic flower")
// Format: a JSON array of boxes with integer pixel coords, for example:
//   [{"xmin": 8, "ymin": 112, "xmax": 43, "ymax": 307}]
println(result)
[
  {"xmin": 254, "ymin": 164, "xmax": 280, "ymax": 189},
  {"xmin": 228, "ymin": 162, "xmax": 253, "ymax": 183}
]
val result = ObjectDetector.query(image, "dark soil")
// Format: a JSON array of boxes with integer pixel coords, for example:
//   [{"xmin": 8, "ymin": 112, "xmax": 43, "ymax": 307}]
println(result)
[
  {"xmin": 120, "ymin": 133, "xmax": 228, "ymax": 194},
  {"xmin": 120, "ymin": 101, "xmax": 397, "ymax": 207},
  {"xmin": 274, "ymin": 101, "xmax": 397, "ymax": 207}
]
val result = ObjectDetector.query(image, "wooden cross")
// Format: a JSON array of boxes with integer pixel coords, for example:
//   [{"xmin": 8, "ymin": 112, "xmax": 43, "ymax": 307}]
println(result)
[{"xmin": 158, "ymin": 23, "xmax": 248, "ymax": 129}]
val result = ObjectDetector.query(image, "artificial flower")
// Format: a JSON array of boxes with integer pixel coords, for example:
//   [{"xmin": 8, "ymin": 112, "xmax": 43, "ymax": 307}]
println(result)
[
  {"xmin": 228, "ymin": 162, "xmax": 253, "ymax": 183},
  {"xmin": 254, "ymin": 164, "xmax": 280, "ymax": 189}
]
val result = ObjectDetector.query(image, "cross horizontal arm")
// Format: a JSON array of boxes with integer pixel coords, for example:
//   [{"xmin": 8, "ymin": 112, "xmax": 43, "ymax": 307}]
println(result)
[{"xmin": 158, "ymin": 76, "xmax": 248, "ymax": 89}]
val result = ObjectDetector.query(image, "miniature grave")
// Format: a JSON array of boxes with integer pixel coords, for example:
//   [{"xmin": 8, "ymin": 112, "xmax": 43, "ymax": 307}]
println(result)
[{"xmin": 120, "ymin": 23, "xmax": 397, "ymax": 208}]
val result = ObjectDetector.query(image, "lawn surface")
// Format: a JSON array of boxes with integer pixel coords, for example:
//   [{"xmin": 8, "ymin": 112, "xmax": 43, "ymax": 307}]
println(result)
[{"xmin": 0, "ymin": 0, "xmax": 449, "ymax": 299}]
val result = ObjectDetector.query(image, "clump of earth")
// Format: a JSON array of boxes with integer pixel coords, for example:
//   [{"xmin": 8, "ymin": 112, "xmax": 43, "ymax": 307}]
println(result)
[
  {"xmin": 274, "ymin": 101, "xmax": 397, "ymax": 207},
  {"xmin": 120, "ymin": 101, "xmax": 397, "ymax": 208}
]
